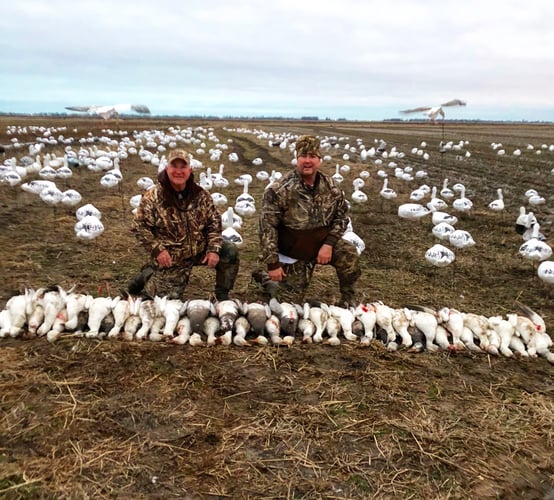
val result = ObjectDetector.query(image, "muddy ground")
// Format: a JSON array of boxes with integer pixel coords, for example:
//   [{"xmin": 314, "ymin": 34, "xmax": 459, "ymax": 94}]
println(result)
[{"xmin": 0, "ymin": 117, "xmax": 553, "ymax": 499}]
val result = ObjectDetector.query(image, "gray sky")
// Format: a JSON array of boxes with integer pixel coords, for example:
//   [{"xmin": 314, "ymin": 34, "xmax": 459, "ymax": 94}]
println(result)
[{"xmin": 2, "ymin": 0, "xmax": 554, "ymax": 121}]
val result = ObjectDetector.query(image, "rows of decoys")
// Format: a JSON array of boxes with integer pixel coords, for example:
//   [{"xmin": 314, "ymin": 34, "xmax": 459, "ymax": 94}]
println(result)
[
  {"xmin": 0, "ymin": 285, "xmax": 552, "ymax": 364},
  {"xmin": 1, "ymin": 122, "xmax": 552, "ymax": 280}
]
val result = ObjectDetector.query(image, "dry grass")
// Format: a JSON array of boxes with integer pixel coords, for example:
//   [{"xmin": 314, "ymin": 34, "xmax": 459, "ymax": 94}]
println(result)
[{"xmin": 0, "ymin": 117, "xmax": 553, "ymax": 499}]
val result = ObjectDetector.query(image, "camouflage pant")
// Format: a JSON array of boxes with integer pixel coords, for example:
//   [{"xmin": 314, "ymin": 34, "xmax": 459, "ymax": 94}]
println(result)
[
  {"xmin": 143, "ymin": 241, "xmax": 239, "ymax": 301},
  {"xmin": 254, "ymin": 238, "xmax": 360, "ymax": 305}
]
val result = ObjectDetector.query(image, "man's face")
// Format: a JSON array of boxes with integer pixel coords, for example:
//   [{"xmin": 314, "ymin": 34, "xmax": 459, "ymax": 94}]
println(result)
[
  {"xmin": 166, "ymin": 158, "xmax": 192, "ymax": 190},
  {"xmin": 296, "ymin": 153, "xmax": 321, "ymax": 181}
]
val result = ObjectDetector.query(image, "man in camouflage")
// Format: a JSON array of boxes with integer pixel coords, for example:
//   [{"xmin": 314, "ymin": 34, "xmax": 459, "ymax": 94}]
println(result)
[
  {"xmin": 255, "ymin": 135, "xmax": 360, "ymax": 306},
  {"xmin": 130, "ymin": 149, "xmax": 239, "ymax": 300}
]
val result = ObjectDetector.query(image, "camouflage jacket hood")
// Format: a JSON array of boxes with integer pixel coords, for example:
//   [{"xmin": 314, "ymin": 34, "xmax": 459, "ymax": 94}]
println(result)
[
  {"xmin": 258, "ymin": 169, "xmax": 349, "ymax": 269},
  {"xmin": 132, "ymin": 173, "xmax": 222, "ymax": 263}
]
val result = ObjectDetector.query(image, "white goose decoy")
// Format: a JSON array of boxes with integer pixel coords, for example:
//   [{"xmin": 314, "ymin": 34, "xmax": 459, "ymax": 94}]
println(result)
[
  {"xmin": 440, "ymin": 179, "xmax": 455, "ymax": 200},
  {"xmin": 137, "ymin": 177, "xmax": 154, "ymax": 190},
  {"xmin": 235, "ymin": 180, "xmax": 254, "ymax": 205},
  {"xmin": 21, "ymin": 179, "xmax": 57, "ymax": 195},
  {"xmin": 351, "ymin": 186, "xmax": 368, "ymax": 204},
  {"xmin": 222, "ymin": 226, "xmax": 243, "ymax": 246},
  {"xmin": 426, "ymin": 186, "xmax": 448, "ymax": 211},
  {"xmin": 74, "ymin": 215, "xmax": 104, "ymax": 240},
  {"xmin": 100, "ymin": 173, "xmax": 120, "ymax": 189},
  {"xmin": 397, "ymin": 203, "xmax": 430, "ymax": 220},
  {"xmin": 519, "ymin": 224, "xmax": 552, "ymax": 262},
  {"xmin": 432, "ymin": 222, "xmax": 455, "ymax": 241},
  {"xmin": 430, "ymin": 207, "xmax": 458, "ymax": 226},
  {"xmin": 425, "ymin": 244, "xmax": 455, "ymax": 267},
  {"xmin": 221, "ymin": 206, "xmax": 243, "ymax": 230},
  {"xmin": 488, "ymin": 188, "xmax": 505, "ymax": 212},
  {"xmin": 514, "ymin": 207, "xmax": 544, "ymax": 240},
  {"xmin": 409, "ymin": 186, "xmax": 427, "ymax": 202},
  {"xmin": 538, "ymin": 261, "xmax": 554, "ymax": 284},
  {"xmin": 342, "ymin": 231, "xmax": 365, "ymax": 255},
  {"xmin": 528, "ymin": 192, "xmax": 546, "ymax": 208},
  {"xmin": 332, "ymin": 164, "xmax": 344, "ymax": 184},
  {"xmin": 129, "ymin": 194, "xmax": 142, "ymax": 212},
  {"xmin": 256, "ymin": 170, "xmax": 270, "ymax": 182},
  {"xmin": 76, "ymin": 203, "xmax": 102, "ymax": 220},
  {"xmin": 40, "ymin": 186, "xmax": 63, "ymax": 206},
  {"xmin": 448, "ymin": 229, "xmax": 476, "ymax": 249},
  {"xmin": 211, "ymin": 192, "xmax": 228, "ymax": 207},
  {"xmin": 452, "ymin": 185, "xmax": 473, "ymax": 213},
  {"xmin": 234, "ymin": 200, "xmax": 256, "ymax": 217},
  {"xmin": 380, "ymin": 178, "xmax": 397, "ymax": 202}
]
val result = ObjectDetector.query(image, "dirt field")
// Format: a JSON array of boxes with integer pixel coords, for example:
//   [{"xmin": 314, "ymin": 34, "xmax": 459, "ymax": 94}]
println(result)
[{"xmin": 1, "ymin": 116, "xmax": 553, "ymax": 499}]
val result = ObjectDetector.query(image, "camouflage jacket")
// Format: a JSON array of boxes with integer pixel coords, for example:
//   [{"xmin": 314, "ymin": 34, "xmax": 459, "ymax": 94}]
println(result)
[
  {"xmin": 132, "ymin": 175, "xmax": 222, "ymax": 264},
  {"xmin": 259, "ymin": 170, "xmax": 349, "ymax": 270}
]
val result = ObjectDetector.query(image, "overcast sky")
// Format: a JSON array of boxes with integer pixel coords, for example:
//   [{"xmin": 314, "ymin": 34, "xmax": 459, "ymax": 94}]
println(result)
[{"xmin": 2, "ymin": 0, "xmax": 554, "ymax": 121}]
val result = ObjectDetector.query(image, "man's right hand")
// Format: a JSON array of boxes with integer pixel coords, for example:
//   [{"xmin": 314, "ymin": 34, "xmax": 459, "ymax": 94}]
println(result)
[
  {"xmin": 268, "ymin": 267, "xmax": 286, "ymax": 281},
  {"xmin": 157, "ymin": 249, "xmax": 172, "ymax": 268}
]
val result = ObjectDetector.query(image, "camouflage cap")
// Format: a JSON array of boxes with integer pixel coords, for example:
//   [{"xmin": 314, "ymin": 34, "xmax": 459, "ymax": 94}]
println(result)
[
  {"xmin": 295, "ymin": 135, "xmax": 321, "ymax": 157},
  {"xmin": 167, "ymin": 149, "xmax": 191, "ymax": 165}
]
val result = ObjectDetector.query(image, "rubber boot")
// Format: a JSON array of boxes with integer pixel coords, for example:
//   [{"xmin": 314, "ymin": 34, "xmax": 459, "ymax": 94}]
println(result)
[
  {"xmin": 127, "ymin": 265, "xmax": 154, "ymax": 296},
  {"xmin": 214, "ymin": 242, "xmax": 239, "ymax": 300},
  {"xmin": 252, "ymin": 269, "xmax": 279, "ymax": 300}
]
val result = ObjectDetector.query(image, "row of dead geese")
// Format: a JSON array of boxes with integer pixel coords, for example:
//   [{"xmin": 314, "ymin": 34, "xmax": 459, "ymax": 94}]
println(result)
[{"xmin": 0, "ymin": 286, "xmax": 551, "ymax": 363}]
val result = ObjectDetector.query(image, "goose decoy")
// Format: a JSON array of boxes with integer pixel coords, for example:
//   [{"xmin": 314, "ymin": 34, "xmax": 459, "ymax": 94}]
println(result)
[
  {"xmin": 519, "ymin": 224, "xmax": 552, "ymax": 262},
  {"xmin": 432, "ymin": 222, "xmax": 455, "ymax": 241},
  {"xmin": 425, "ymin": 244, "xmax": 455, "ymax": 267},
  {"xmin": 488, "ymin": 188, "xmax": 505, "ymax": 213},
  {"xmin": 448, "ymin": 229, "xmax": 476, "ymax": 249}
]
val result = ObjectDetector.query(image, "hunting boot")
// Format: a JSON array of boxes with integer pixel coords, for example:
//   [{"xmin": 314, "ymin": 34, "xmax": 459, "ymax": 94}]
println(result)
[
  {"xmin": 339, "ymin": 284, "xmax": 358, "ymax": 308},
  {"xmin": 251, "ymin": 269, "xmax": 279, "ymax": 300},
  {"xmin": 127, "ymin": 265, "xmax": 154, "ymax": 296},
  {"xmin": 214, "ymin": 242, "xmax": 240, "ymax": 301}
]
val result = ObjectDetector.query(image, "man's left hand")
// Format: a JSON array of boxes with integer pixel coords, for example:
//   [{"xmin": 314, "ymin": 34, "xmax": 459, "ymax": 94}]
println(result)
[
  {"xmin": 317, "ymin": 244, "xmax": 333, "ymax": 265},
  {"xmin": 203, "ymin": 252, "xmax": 220, "ymax": 268}
]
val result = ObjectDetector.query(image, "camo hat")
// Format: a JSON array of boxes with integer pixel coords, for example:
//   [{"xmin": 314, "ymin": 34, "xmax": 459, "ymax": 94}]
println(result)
[
  {"xmin": 167, "ymin": 149, "xmax": 191, "ymax": 165},
  {"xmin": 295, "ymin": 135, "xmax": 321, "ymax": 158}
]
